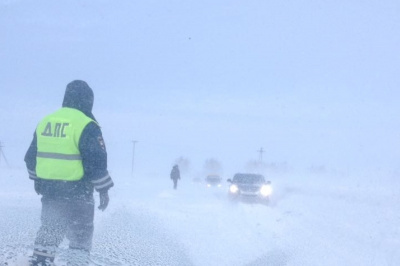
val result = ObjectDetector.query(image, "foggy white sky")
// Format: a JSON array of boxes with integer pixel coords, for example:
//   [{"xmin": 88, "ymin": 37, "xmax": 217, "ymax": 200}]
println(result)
[{"xmin": 1, "ymin": 0, "xmax": 399, "ymax": 177}]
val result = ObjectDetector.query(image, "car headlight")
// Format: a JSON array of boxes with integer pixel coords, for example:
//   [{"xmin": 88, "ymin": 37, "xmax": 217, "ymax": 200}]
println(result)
[
  {"xmin": 229, "ymin": 184, "xmax": 239, "ymax": 193},
  {"xmin": 260, "ymin": 185, "xmax": 272, "ymax": 197}
]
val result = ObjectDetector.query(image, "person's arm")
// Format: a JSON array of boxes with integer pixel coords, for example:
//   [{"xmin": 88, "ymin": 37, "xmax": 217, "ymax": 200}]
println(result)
[
  {"xmin": 80, "ymin": 122, "xmax": 114, "ymax": 193},
  {"xmin": 24, "ymin": 132, "xmax": 38, "ymax": 180},
  {"xmin": 24, "ymin": 132, "xmax": 44, "ymax": 194}
]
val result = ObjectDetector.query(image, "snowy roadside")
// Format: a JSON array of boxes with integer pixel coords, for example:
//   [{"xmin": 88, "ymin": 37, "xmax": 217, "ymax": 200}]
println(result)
[{"xmin": 1, "ymin": 168, "xmax": 400, "ymax": 265}]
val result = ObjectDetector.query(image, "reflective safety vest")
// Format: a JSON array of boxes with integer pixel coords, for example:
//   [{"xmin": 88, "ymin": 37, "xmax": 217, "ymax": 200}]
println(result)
[{"xmin": 35, "ymin": 107, "xmax": 95, "ymax": 181}]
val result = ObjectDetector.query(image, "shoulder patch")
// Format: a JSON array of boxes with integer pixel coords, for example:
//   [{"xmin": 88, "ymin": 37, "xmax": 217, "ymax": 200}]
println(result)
[{"xmin": 98, "ymin": 136, "xmax": 106, "ymax": 150}]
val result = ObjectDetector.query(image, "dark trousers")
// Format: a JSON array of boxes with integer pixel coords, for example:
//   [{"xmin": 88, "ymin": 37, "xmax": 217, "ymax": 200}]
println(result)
[
  {"xmin": 173, "ymin": 179, "xmax": 178, "ymax": 189},
  {"xmin": 31, "ymin": 196, "xmax": 94, "ymax": 264}
]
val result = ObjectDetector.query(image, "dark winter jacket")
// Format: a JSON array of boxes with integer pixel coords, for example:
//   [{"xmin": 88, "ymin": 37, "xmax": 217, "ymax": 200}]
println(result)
[
  {"xmin": 24, "ymin": 80, "xmax": 114, "ymax": 200},
  {"xmin": 170, "ymin": 165, "xmax": 180, "ymax": 181}
]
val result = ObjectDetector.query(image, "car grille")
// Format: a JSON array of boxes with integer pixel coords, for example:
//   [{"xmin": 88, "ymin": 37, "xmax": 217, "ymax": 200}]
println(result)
[{"xmin": 238, "ymin": 184, "xmax": 260, "ymax": 193}]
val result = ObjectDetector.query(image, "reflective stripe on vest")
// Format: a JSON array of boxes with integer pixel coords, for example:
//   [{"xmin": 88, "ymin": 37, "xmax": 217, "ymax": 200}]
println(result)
[{"xmin": 35, "ymin": 107, "xmax": 95, "ymax": 181}]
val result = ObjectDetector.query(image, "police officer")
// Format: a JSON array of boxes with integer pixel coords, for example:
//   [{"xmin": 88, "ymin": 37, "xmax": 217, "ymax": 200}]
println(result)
[{"xmin": 25, "ymin": 80, "xmax": 114, "ymax": 265}]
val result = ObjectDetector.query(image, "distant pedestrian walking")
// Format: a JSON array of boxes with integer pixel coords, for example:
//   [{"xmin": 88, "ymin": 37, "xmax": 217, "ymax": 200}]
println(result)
[{"xmin": 170, "ymin": 164, "xmax": 180, "ymax": 189}]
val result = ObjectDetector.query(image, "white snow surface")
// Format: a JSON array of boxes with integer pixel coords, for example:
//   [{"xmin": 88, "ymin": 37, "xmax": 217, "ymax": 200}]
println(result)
[{"xmin": 1, "ymin": 167, "xmax": 399, "ymax": 266}]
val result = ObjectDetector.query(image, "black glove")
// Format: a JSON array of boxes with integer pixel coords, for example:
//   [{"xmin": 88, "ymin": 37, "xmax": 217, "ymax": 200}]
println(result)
[{"xmin": 98, "ymin": 191, "xmax": 109, "ymax": 211}]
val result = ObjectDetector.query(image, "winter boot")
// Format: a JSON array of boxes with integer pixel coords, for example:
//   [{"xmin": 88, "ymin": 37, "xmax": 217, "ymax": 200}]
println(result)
[
  {"xmin": 66, "ymin": 248, "xmax": 90, "ymax": 266},
  {"xmin": 29, "ymin": 255, "xmax": 54, "ymax": 266}
]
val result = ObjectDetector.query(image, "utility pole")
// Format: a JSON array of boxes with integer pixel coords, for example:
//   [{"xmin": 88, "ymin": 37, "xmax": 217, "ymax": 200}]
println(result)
[
  {"xmin": 131, "ymin": 140, "xmax": 138, "ymax": 177},
  {"xmin": 0, "ymin": 141, "xmax": 10, "ymax": 167},
  {"xmin": 257, "ymin": 147, "xmax": 264, "ymax": 162}
]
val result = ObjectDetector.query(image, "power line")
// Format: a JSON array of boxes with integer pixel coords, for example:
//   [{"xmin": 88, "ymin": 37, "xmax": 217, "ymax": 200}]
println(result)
[
  {"xmin": 257, "ymin": 147, "xmax": 264, "ymax": 162},
  {"xmin": 0, "ymin": 141, "xmax": 10, "ymax": 167}
]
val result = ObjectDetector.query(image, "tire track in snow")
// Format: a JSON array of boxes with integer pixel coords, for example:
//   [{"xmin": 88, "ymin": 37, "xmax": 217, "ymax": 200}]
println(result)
[
  {"xmin": 0, "ymin": 200, "xmax": 40, "ymax": 265},
  {"xmin": 90, "ymin": 206, "xmax": 194, "ymax": 266}
]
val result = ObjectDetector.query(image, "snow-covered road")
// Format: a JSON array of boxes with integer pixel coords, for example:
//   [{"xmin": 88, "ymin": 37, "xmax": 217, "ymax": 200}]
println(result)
[{"xmin": 1, "ymin": 168, "xmax": 399, "ymax": 265}]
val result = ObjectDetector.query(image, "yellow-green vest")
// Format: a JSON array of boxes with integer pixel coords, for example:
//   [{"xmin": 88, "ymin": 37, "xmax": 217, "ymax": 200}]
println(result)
[{"xmin": 36, "ymin": 107, "xmax": 95, "ymax": 181}]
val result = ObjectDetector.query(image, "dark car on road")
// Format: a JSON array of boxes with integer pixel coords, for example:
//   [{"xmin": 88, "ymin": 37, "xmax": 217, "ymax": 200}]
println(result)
[
  {"xmin": 205, "ymin": 174, "xmax": 222, "ymax": 188},
  {"xmin": 227, "ymin": 173, "xmax": 272, "ymax": 204}
]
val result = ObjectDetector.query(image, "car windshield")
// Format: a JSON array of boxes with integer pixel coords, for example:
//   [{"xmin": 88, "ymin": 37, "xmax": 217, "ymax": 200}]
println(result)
[
  {"xmin": 207, "ymin": 175, "xmax": 220, "ymax": 181},
  {"xmin": 233, "ymin": 174, "xmax": 265, "ymax": 184}
]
